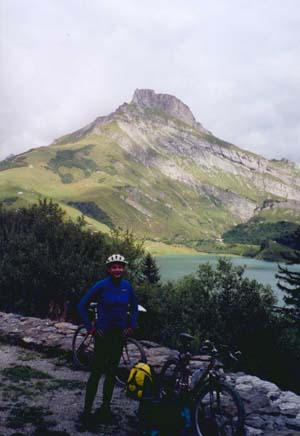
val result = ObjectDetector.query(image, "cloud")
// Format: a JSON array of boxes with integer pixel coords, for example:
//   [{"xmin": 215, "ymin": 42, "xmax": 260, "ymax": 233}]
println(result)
[{"xmin": 0, "ymin": 0, "xmax": 300, "ymax": 162}]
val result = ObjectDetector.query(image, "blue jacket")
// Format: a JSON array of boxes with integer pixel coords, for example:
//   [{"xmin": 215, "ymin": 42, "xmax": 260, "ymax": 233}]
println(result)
[{"xmin": 77, "ymin": 276, "xmax": 138, "ymax": 332}]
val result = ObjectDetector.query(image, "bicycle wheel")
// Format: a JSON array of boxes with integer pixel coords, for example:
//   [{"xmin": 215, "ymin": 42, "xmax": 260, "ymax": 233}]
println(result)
[
  {"xmin": 72, "ymin": 325, "xmax": 95, "ymax": 370},
  {"xmin": 193, "ymin": 380, "xmax": 245, "ymax": 436},
  {"xmin": 159, "ymin": 358, "xmax": 185, "ymax": 397},
  {"xmin": 115, "ymin": 337, "xmax": 147, "ymax": 387}
]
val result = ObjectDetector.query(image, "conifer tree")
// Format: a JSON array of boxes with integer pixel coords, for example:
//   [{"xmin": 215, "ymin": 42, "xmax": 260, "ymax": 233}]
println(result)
[
  {"xmin": 141, "ymin": 253, "xmax": 160, "ymax": 284},
  {"xmin": 277, "ymin": 227, "xmax": 300, "ymax": 316}
]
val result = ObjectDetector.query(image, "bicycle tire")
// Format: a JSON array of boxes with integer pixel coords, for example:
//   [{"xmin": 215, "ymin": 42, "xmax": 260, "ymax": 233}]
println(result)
[
  {"xmin": 193, "ymin": 380, "xmax": 245, "ymax": 436},
  {"xmin": 72, "ymin": 324, "xmax": 95, "ymax": 370},
  {"xmin": 159, "ymin": 358, "xmax": 185, "ymax": 397},
  {"xmin": 115, "ymin": 337, "xmax": 147, "ymax": 387}
]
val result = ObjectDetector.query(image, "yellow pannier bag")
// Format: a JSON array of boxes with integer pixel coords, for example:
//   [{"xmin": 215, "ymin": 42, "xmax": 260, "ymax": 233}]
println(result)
[{"xmin": 126, "ymin": 362, "xmax": 153, "ymax": 400}]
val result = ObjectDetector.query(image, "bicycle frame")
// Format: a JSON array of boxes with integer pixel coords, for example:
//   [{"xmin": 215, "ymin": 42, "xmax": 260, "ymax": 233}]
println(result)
[
  {"xmin": 171, "ymin": 347, "xmax": 222, "ymax": 402},
  {"xmin": 190, "ymin": 354, "xmax": 217, "ymax": 398},
  {"xmin": 161, "ymin": 336, "xmax": 245, "ymax": 435}
]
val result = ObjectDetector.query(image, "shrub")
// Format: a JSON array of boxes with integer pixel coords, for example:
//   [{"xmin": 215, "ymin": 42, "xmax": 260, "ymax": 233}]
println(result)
[{"xmin": 0, "ymin": 199, "xmax": 144, "ymax": 320}]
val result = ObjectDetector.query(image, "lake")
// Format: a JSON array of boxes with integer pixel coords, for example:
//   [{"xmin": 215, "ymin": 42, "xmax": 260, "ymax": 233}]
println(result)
[{"xmin": 155, "ymin": 254, "xmax": 292, "ymax": 306}]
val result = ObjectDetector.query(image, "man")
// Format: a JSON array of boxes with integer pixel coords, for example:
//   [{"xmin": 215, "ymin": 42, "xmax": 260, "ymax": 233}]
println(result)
[{"xmin": 77, "ymin": 254, "xmax": 138, "ymax": 425}]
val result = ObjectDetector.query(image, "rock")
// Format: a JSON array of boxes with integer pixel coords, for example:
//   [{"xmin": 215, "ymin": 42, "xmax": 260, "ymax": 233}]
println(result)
[
  {"xmin": 54, "ymin": 322, "xmax": 78, "ymax": 331},
  {"xmin": 1, "ymin": 310, "xmax": 300, "ymax": 436},
  {"xmin": 245, "ymin": 426, "xmax": 263, "ymax": 435},
  {"xmin": 22, "ymin": 336, "xmax": 36, "ymax": 344},
  {"xmin": 42, "ymin": 327, "xmax": 57, "ymax": 332},
  {"xmin": 267, "ymin": 390, "xmax": 281, "ymax": 401},
  {"xmin": 139, "ymin": 340, "xmax": 161, "ymax": 348},
  {"xmin": 266, "ymin": 431, "xmax": 298, "ymax": 436},
  {"xmin": 236, "ymin": 383, "xmax": 253, "ymax": 391},
  {"xmin": 263, "ymin": 420, "xmax": 275, "ymax": 432},
  {"xmin": 236, "ymin": 375, "xmax": 257, "ymax": 384},
  {"xmin": 131, "ymin": 89, "xmax": 199, "ymax": 128},
  {"xmin": 243, "ymin": 391, "xmax": 270, "ymax": 412},
  {"xmin": 258, "ymin": 405, "xmax": 281, "ymax": 416},
  {"xmin": 252, "ymin": 379, "xmax": 280, "ymax": 392},
  {"xmin": 274, "ymin": 416, "xmax": 289, "ymax": 429},
  {"xmin": 279, "ymin": 391, "xmax": 300, "ymax": 403},
  {"xmin": 245, "ymin": 415, "xmax": 267, "ymax": 429},
  {"xmin": 57, "ymin": 338, "xmax": 72, "ymax": 351},
  {"xmin": 47, "ymin": 334, "xmax": 61, "ymax": 340},
  {"xmin": 280, "ymin": 405, "xmax": 300, "ymax": 416},
  {"xmin": 285, "ymin": 418, "xmax": 300, "ymax": 432}
]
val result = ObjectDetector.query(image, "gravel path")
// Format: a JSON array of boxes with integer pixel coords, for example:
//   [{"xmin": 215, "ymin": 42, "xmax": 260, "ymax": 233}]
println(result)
[{"xmin": 0, "ymin": 343, "xmax": 140, "ymax": 436}]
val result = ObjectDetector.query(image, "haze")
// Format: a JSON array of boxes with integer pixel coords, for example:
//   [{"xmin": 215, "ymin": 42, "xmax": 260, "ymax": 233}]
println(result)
[{"xmin": 1, "ymin": 0, "xmax": 300, "ymax": 162}]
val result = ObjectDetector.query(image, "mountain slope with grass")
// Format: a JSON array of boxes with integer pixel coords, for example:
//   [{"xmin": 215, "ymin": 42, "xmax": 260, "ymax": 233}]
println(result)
[{"xmin": 1, "ymin": 89, "xmax": 300, "ymax": 247}]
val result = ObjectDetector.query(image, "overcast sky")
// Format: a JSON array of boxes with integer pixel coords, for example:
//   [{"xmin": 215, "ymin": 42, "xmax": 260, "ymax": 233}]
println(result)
[{"xmin": 1, "ymin": 0, "xmax": 300, "ymax": 162}]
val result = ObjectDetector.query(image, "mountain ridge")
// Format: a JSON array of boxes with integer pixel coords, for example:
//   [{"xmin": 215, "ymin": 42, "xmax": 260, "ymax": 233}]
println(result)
[{"xmin": 1, "ymin": 89, "xmax": 300, "ymax": 245}]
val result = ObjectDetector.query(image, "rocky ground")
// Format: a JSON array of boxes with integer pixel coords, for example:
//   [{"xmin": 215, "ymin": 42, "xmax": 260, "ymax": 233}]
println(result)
[
  {"xmin": 0, "ymin": 343, "xmax": 140, "ymax": 436},
  {"xmin": 1, "ymin": 312, "xmax": 300, "ymax": 435}
]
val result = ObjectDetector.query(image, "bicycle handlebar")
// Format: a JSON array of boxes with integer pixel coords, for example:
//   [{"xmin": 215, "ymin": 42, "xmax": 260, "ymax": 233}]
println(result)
[
  {"xmin": 88, "ymin": 302, "xmax": 147, "ymax": 312},
  {"xmin": 178, "ymin": 334, "xmax": 242, "ymax": 365}
]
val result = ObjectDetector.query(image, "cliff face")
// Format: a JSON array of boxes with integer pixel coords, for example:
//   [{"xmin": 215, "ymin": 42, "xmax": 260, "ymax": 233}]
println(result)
[
  {"xmin": 131, "ymin": 88, "xmax": 204, "ymax": 129},
  {"xmin": 74, "ymin": 89, "xmax": 300, "ymax": 203},
  {"xmin": 2, "ymin": 89, "xmax": 300, "ymax": 241}
]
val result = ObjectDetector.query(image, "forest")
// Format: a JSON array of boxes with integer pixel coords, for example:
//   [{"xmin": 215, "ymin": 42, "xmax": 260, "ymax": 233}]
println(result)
[{"xmin": 0, "ymin": 200, "xmax": 299, "ymax": 393}]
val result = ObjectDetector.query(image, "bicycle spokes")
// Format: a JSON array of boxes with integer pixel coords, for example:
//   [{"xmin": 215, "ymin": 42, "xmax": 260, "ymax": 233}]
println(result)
[
  {"xmin": 121, "ymin": 344, "xmax": 130, "ymax": 365},
  {"xmin": 195, "ymin": 388, "xmax": 241, "ymax": 436},
  {"xmin": 120, "ymin": 342, "xmax": 140, "ymax": 367}
]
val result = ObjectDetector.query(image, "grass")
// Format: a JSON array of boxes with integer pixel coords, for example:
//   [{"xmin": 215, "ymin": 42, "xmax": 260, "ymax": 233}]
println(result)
[
  {"xmin": 46, "ymin": 145, "xmax": 98, "ymax": 183},
  {"xmin": 33, "ymin": 379, "xmax": 85, "ymax": 393},
  {"xmin": 144, "ymin": 240, "xmax": 198, "ymax": 255},
  {"xmin": 49, "ymin": 379, "xmax": 85, "ymax": 390},
  {"xmin": 6, "ymin": 403, "xmax": 55, "ymax": 429},
  {"xmin": 34, "ymin": 430, "xmax": 71, "ymax": 436},
  {"xmin": 257, "ymin": 208, "xmax": 300, "ymax": 223},
  {"xmin": 0, "ymin": 155, "xmax": 28, "ymax": 172},
  {"xmin": 3, "ymin": 383, "xmax": 36, "ymax": 399},
  {"xmin": 256, "ymin": 240, "xmax": 299, "ymax": 262},
  {"xmin": 0, "ymin": 346, "xmax": 83, "ymax": 435},
  {"xmin": 19, "ymin": 351, "xmax": 43, "ymax": 361},
  {"xmin": 2, "ymin": 365, "xmax": 52, "ymax": 382},
  {"xmin": 67, "ymin": 200, "xmax": 115, "ymax": 228},
  {"xmin": 1, "ymin": 363, "xmax": 84, "ymax": 408},
  {"xmin": 1, "ymin": 110, "xmax": 300, "ymax": 244}
]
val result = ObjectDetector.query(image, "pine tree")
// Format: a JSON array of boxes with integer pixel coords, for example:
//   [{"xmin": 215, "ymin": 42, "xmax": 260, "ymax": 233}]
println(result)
[
  {"xmin": 276, "ymin": 227, "xmax": 300, "ymax": 318},
  {"xmin": 141, "ymin": 253, "xmax": 160, "ymax": 284}
]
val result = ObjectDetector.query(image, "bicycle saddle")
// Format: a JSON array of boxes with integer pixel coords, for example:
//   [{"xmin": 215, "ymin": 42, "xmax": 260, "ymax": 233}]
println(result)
[{"xmin": 179, "ymin": 333, "xmax": 195, "ymax": 342}]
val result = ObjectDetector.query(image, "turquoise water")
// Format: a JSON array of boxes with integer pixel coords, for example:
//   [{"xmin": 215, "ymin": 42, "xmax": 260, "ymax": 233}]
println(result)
[{"xmin": 156, "ymin": 254, "xmax": 291, "ymax": 306}]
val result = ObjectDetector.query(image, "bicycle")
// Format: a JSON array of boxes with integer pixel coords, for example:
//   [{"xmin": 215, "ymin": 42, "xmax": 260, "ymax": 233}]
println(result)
[
  {"xmin": 159, "ymin": 333, "xmax": 245, "ymax": 436},
  {"xmin": 72, "ymin": 302, "xmax": 147, "ymax": 387}
]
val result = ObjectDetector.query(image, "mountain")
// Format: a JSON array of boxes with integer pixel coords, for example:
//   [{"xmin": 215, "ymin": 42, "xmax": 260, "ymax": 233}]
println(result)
[{"xmin": 1, "ymin": 89, "xmax": 300, "ymax": 246}]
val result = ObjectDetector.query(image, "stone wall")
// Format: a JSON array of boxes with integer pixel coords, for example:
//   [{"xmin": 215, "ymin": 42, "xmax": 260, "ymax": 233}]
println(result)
[{"xmin": 0, "ymin": 311, "xmax": 299, "ymax": 435}]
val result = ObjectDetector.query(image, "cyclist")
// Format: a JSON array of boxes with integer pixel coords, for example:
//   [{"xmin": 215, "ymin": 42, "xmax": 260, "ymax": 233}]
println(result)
[{"xmin": 77, "ymin": 253, "xmax": 138, "ymax": 426}]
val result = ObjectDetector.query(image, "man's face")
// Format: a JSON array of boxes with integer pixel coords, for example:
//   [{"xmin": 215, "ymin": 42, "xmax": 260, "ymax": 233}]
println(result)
[{"xmin": 107, "ymin": 262, "xmax": 125, "ymax": 279}]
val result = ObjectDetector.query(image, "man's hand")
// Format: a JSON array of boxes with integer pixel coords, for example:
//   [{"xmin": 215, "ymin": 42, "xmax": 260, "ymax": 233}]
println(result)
[{"xmin": 123, "ymin": 327, "xmax": 134, "ymax": 337}]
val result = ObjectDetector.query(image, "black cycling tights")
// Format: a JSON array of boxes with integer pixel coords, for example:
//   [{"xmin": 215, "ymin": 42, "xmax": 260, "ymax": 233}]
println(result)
[{"xmin": 84, "ymin": 328, "xmax": 124, "ymax": 412}]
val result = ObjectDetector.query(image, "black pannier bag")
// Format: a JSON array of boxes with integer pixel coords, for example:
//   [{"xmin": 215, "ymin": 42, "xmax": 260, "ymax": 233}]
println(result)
[{"xmin": 138, "ymin": 375, "xmax": 193, "ymax": 436}]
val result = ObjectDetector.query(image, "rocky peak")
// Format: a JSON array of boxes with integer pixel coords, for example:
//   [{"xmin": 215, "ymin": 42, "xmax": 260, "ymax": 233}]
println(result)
[{"xmin": 131, "ymin": 88, "xmax": 197, "ymax": 126}]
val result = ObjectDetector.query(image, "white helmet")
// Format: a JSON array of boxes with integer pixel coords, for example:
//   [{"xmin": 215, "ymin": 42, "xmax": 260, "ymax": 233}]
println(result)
[{"xmin": 106, "ymin": 254, "xmax": 127, "ymax": 265}]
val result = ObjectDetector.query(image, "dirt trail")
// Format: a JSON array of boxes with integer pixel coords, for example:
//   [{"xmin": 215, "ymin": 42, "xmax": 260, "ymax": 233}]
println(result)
[{"xmin": 0, "ymin": 343, "xmax": 139, "ymax": 436}]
